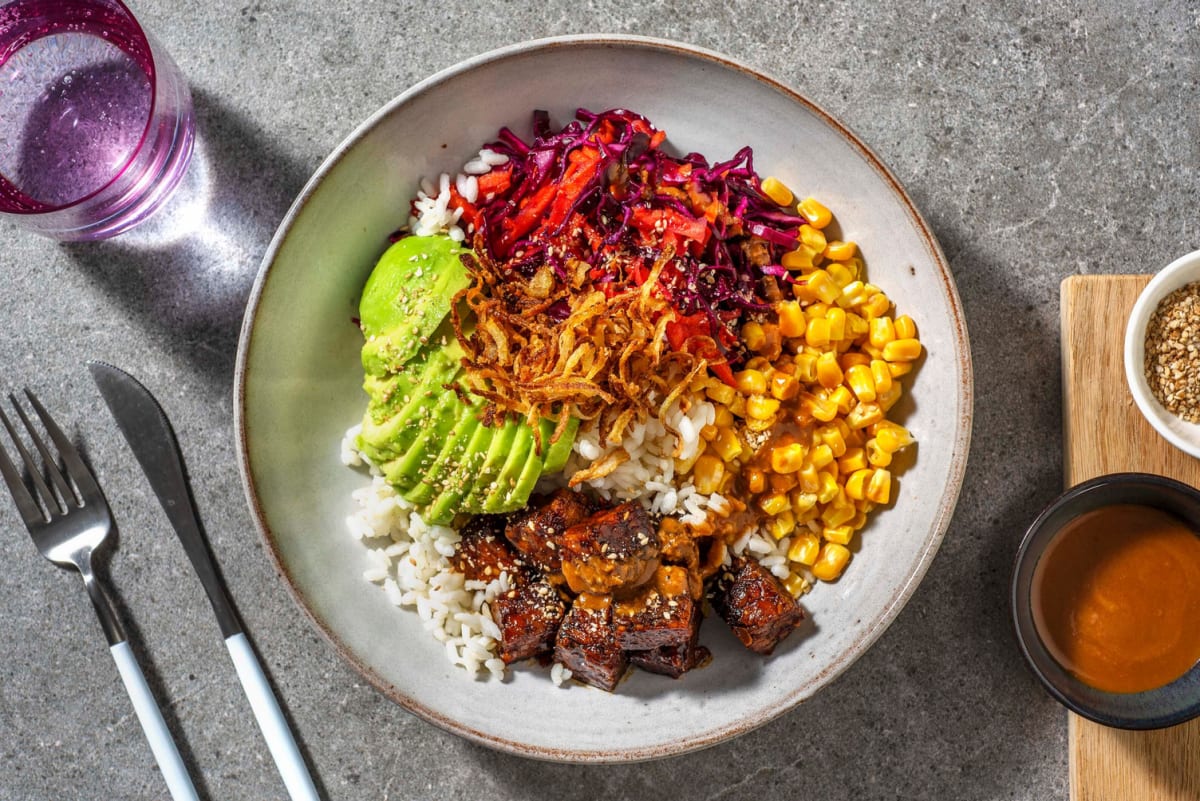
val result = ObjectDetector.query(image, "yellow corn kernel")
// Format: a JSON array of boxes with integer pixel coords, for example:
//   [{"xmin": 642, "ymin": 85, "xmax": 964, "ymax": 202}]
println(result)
[
  {"xmin": 799, "ymin": 224, "xmax": 827, "ymax": 253},
  {"xmin": 821, "ymin": 500, "xmax": 856, "ymax": 527},
  {"xmin": 769, "ymin": 471, "xmax": 799, "ymax": 493},
  {"xmin": 840, "ymin": 352, "xmax": 870, "ymax": 370},
  {"xmin": 797, "ymin": 462, "xmax": 821, "ymax": 494},
  {"xmin": 705, "ymin": 381, "xmax": 735, "ymax": 406},
  {"xmin": 741, "ymin": 321, "xmax": 766, "ymax": 352},
  {"xmin": 777, "ymin": 300, "xmax": 806, "ymax": 338},
  {"xmin": 865, "ymin": 438, "xmax": 892, "ymax": 468},
  {"xmin": 843, "ymin": 427, "xmax": 865, "ymax": 448},
  {"xmin": 797, "ymin": 197, "xmax": 833, "ymax": 229},
  {"xmin": 712, "ymin": 427, "xmax": 744, "ymax": 462},
  {"xmin": 807, "ymin": 270, "xmax": 841, "ymax": 304},
  {"xmin": 734, "ymin": 369, "xmax": 767, "ymax": 396},
  {"xmin": 805, "ymin": 317, "xmax": 831, "ymax": 348},
  {"xmin": 825, "ymin": 307, "xmax": 846, "ymax": 341},
  {"xmin": 713, "ymin": 405, "xmax": 734, "ymax": 428},
  {"xmin": 838, "ymin": 280, "xmax": 869, "ymax": 309},
  {"xmin": 894, "ymin": 314, "xmax": 917, "ymax": 340},
  {"xmin": 815, "ymin": 351, "xmax": 843, "ymax": 388},
  {"xmin": 847, "ymin": 402, "xmax": 883, "ymax": 429},
  {"xmin": 883, "ymin": 338, "xmax": 922, "ymax": 362},
  {"xmin": 849, "ymin": 508, "xmax": 869, "ymax": 530},
  {"xmin": 845, "ymin": 467, "xmax": 873, "ymax": 500},
  {"xmin": 769, "ymin": 371, "xmax": 799, "ymax": 401},
  {"xmin": 783, "ymin": 572, "xmax": 810, "ymax": 597},
  {"xmin": 845, "ymin": 311, "xmax": 870, "ymax": 338},
  {"xmin": 745, "ymin": 467, "xmax": 767, "ymax": 494},
  {"xmin": 838, "ymin": 447, "xmax": 868, "ymax": 474},
  {"xmin": 869, "ymin": 360, "xmax": 893, "ymax": 396},
  {"xmin": 887, "ymin": 361, "xmax": 912, "ymax": 377},
  {"xmin": 759, "ymin": 492, "xmax": 790, "ymax": 516},
  {"xmin": 744, "ymin": 356, "xmax": 772, "ymax": 371},
  {"xmin": 877, "ymin": 382, "xmax": 903, "ymax": 412},
  {"xmin": 793, "ymin": 353, "xmax": 818, "ymax": 383},
  {"xmin": 746, "ymin": 394, "xmax": 781, "ymax": 421},
  {"xmin": 791, "ymin": 489, "xmax": 818, "ymax": 515},
  {"xmin": 816, "ymin": 424, "xmax": 847, "ymax": 458},
  {"xmin": 875, "ymin": 423, "xmax": 914, "ymax": 453},
  {"xmin": 693, "ymin": 454, "xmax": 725, "ymax": 495},
  {"xmin": 795, "ymin": 506, "xmax": 820, "ymax": 526},
  {"xmin": 824, "ymin": 240, "xmax": 857, "ymax": 261},
  {"xmin": 761, "ymin": 176, "xmax": 794, "ymax": 206},
  {"xmin": 810, "ymin": 444, "xmax": 835, "ymax": 471},
  {"xmin": 768, "ymin": 510, "xmax": 796, "ymax": 540},
  {"xmin": 827, "ymin": 385, "xmax": 855, "ymax": 415},
  {"xmin": 771, "ymin": 442, "xmax": 808, "ymax": 474},
  {"xmin": 788, "ymin": 532, "xmax": 821, "ymax": 566},
  {"xmin": 805, "ymin": 302, "xmax": 830, "ymax": 320},
  {"xmin": 826, "ymin": 261, "xmax": 854, "ymax": 289},
  {"xmin": 862, "ymin": 291, "xmax": 892, "ymax": 319},
  {"xmin": 812, "ymin": 543, "xmax": 851, "ymax": 581},
  {"xmin": 866, "ymin": 468, "xmax": 892, "ymax": 504},
  {"xmin": 801, "ymin": 392, "xmax": 838, "ymax": 423},
  {"xmin": 817, "ymin": 470, "xmax": 840, "ymax": 504},
  {"xmin": 868, "ymin": 317, "xmax": 896, "ymax": 349},
  {"xmin": 700, "ymin": 423, "xmax": 719, "ymax": 442},
  {"xmin": 782, "ymin": 245, "xmax": 821, "ymax": 272},
  {"xmin": 845, "ymin": 363, "xmax": 877, "ymax": 402},
  {"xmin": 823, "ymin": 525, "xmax": 854, "ymax": 546}
]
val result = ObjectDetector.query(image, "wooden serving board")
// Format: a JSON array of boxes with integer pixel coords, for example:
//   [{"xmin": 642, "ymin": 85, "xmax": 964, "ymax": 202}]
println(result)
[{"xmin": 1060, "ymin": 274, "xmax": 1200, "ymax": 801}]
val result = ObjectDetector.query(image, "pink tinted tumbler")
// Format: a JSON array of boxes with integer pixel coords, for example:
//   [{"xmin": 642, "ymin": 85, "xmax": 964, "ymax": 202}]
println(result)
[{"xmin": 0, "ymin": 0, "xmax": 194, "ymax": 240}]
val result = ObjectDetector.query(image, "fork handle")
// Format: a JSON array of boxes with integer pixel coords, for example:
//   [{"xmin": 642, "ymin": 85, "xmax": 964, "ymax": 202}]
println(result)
[
  {"xmin": 225, "ymin": 633, "xmax": 320, "ymax": 801},
  {"xmin": 110, "ymin": 642, "xmax": 201, "ymax": 801}
]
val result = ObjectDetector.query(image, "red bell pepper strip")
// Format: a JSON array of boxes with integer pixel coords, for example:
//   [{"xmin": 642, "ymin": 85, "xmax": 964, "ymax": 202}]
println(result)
[
  {"xmin": 665, "ymin": 313, "xmax": 735, "ymax": 386},
  {"xmin": 496, "ymin": 181, "xmax": 557, "ymax": 255},
  {"xmin": 476, "ymin": 167, "xmax": 512, "ymax": 198}
]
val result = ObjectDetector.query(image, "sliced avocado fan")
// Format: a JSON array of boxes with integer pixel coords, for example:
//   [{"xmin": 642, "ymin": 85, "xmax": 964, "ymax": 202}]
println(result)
[{"xmin": 353, "ymin": 234, "xmax": 578, "ymax": 524}]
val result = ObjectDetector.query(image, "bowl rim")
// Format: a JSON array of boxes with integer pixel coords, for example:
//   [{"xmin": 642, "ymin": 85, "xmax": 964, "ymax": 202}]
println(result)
[
  {"xmin": 1123, "ymin": 248, "xmax": 1200, "ymax": 460},
  {"xmin": 1010, "ymin": 471, "xmax": 1200, "ymax": 730},
  {"xmin": 233, "ymin": 33, "xmax": 974, "ymax": 761}
]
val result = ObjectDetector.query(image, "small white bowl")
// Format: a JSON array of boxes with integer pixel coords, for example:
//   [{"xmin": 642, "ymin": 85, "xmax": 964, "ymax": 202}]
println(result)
[{"xmin": 1124, "ymin": 249, "xmax": 1200, "ymax": 459}]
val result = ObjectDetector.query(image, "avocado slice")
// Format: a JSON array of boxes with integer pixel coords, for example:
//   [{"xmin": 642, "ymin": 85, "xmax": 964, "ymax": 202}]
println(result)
[
  {"xmin": 460, "ymin": 418, "xmax": 519, "ymax": 513},
  {"xmin": 402, "ymin": 401, "xmax": 481, "ymax": 507},
  {"xmin": 426, "ymin": 416, "xmax": 494, "ymax": 524},
  {"xmin": 357, "ymin": 350, "xmax": 462, "ymax": 464},
  {"xmin": 502, "ymin": 432, "xmax": 550, "ymax": 511},
  {"xmin": 539, "ymin": 416, "xmax": 580, "ymax": 475},
  {"xmin": 380, "ymin": 389, "xmax": 462, "ymax": 492},
  {"xmin": 482, "ymin": 425, "xmax": 534, "ymax": 513},
  {"xmin": 358, "ymin": 234, "xmax": 471, "ymax": 368}
]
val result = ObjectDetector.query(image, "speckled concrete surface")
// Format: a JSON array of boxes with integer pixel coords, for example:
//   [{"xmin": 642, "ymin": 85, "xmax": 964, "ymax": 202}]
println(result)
[{"xmin": 0, "ymin": 1, "xmax": 1196, "ymax": 799}]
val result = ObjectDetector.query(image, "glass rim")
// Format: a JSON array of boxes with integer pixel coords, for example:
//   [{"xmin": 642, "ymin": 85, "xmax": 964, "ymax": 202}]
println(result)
[{"xmin": 0, "ymin": 0, "xmax": 161, "ymax": 216}]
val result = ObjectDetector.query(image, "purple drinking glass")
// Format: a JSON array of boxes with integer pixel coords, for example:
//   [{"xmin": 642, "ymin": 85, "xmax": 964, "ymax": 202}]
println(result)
[{"xmin": 0, "ymin": 0, "xmax": 194, "ymax": 241}]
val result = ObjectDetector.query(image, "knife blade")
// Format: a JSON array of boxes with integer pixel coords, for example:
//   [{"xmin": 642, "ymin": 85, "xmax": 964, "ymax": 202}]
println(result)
[{"xmin": 88, "ymin": 360, "xmax": 320, "ymax": 801}]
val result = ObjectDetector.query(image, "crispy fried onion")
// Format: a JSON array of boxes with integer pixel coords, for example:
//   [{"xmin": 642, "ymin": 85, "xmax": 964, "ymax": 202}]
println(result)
[{"xmin": 451, "ymin": 244, "xmax": 711, "ymax": 459}]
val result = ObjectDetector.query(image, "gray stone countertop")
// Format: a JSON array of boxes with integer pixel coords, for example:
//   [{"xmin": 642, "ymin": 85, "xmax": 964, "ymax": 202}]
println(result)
[{"xmin": 1, "ymin": 1, "xmax": 1196, "ymax": 799}]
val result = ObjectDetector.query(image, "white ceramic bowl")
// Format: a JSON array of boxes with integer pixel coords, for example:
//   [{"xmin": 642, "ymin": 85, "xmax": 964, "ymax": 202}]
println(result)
[
  {"xmin": 235, "ymin": 35, "xmax": 973, "ymax": 761},
  {"xmin": 1124, "ymin": 249, "xmax": 1200, "ymax": 459}
]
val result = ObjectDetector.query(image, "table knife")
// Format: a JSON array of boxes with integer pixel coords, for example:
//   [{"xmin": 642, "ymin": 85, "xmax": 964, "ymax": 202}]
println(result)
[{"xmin": 88, "ymin": 360, "xmax": 320, "ymax": 801}]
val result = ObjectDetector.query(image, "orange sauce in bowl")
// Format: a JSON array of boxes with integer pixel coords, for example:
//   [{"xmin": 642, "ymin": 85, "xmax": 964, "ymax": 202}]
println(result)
[{"xmin": 1031, "ymin": 504, "xmax": 1200, "ymax": 693}]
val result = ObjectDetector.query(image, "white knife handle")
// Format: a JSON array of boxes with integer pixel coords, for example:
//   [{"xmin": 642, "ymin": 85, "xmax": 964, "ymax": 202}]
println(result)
[
  {"xmin": 225, "ymin": 633, "xmax": 320, "ymax": 801},
  {"xmin": 109, "ymin": 641, "xmax": 200, "ymax": 801}
]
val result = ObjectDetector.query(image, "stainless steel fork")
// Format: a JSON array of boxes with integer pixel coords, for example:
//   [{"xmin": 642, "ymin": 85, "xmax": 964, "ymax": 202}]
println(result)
[{"xmin": 0, "ymin": 390, "xmax": 200, "ymax": 801}]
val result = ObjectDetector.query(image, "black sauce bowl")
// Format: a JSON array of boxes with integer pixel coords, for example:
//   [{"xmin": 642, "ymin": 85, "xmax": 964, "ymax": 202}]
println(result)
[{"xmin": 1011, "ymin": 472, "xmax": 1200, "ymax": 730}]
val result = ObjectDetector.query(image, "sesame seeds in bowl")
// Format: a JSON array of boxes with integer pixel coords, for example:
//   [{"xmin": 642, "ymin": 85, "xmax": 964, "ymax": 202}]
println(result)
[{"xmin": 1124, "ymin": 249, "xmax": 1200, "ymax": 459}]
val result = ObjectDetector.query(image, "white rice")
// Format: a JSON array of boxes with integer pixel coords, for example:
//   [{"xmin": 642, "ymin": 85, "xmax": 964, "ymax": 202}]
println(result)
[
  {"xmin": 343, "ymin": 427, "xmax": 508, "ymax": 679},
  {"xmin": 408, "ymin": 148, "xmax": 509, "ymax": 242},
  {"xmin": 561, "ymin": 394, "xmax": 731, "ymax": 526}
]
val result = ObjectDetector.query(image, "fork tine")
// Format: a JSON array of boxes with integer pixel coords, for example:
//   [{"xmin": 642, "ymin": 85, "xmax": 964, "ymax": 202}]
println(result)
[
  {"xmin": 22, "ymin": 388, "xmax": 102, "ymax": 506},
  {"xmin": 23, "ymin": 389, "xmax": 103, "ymax": 504},
  {"xmin": 0, "ymin": 402, "xmax": 62, "ymax": 516},
  {"xmin": 9, "ymin": 393, "xmax": 77, "ymax": 506},
  {"xmin": 0, "ymin": 423, "xmax": 45, "ymax": 525}
]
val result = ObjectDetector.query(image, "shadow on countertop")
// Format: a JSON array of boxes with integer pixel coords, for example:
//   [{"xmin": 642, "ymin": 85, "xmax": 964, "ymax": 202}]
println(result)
[{"xmin": 61, "ymin": 87, "xmax": 313, "ymax": 393}]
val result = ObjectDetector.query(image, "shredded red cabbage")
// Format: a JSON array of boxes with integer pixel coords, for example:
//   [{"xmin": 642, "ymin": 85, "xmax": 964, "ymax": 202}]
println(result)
[{"xmin": 460, "ymin": 108, "xmax": 807, "ymax": 367}]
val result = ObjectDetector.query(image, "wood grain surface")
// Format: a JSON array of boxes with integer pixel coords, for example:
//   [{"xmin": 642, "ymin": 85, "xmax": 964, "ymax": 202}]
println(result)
[{"xmin": 1060, "ymin": 274, "xmax": 1200, "ymax": 801}]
